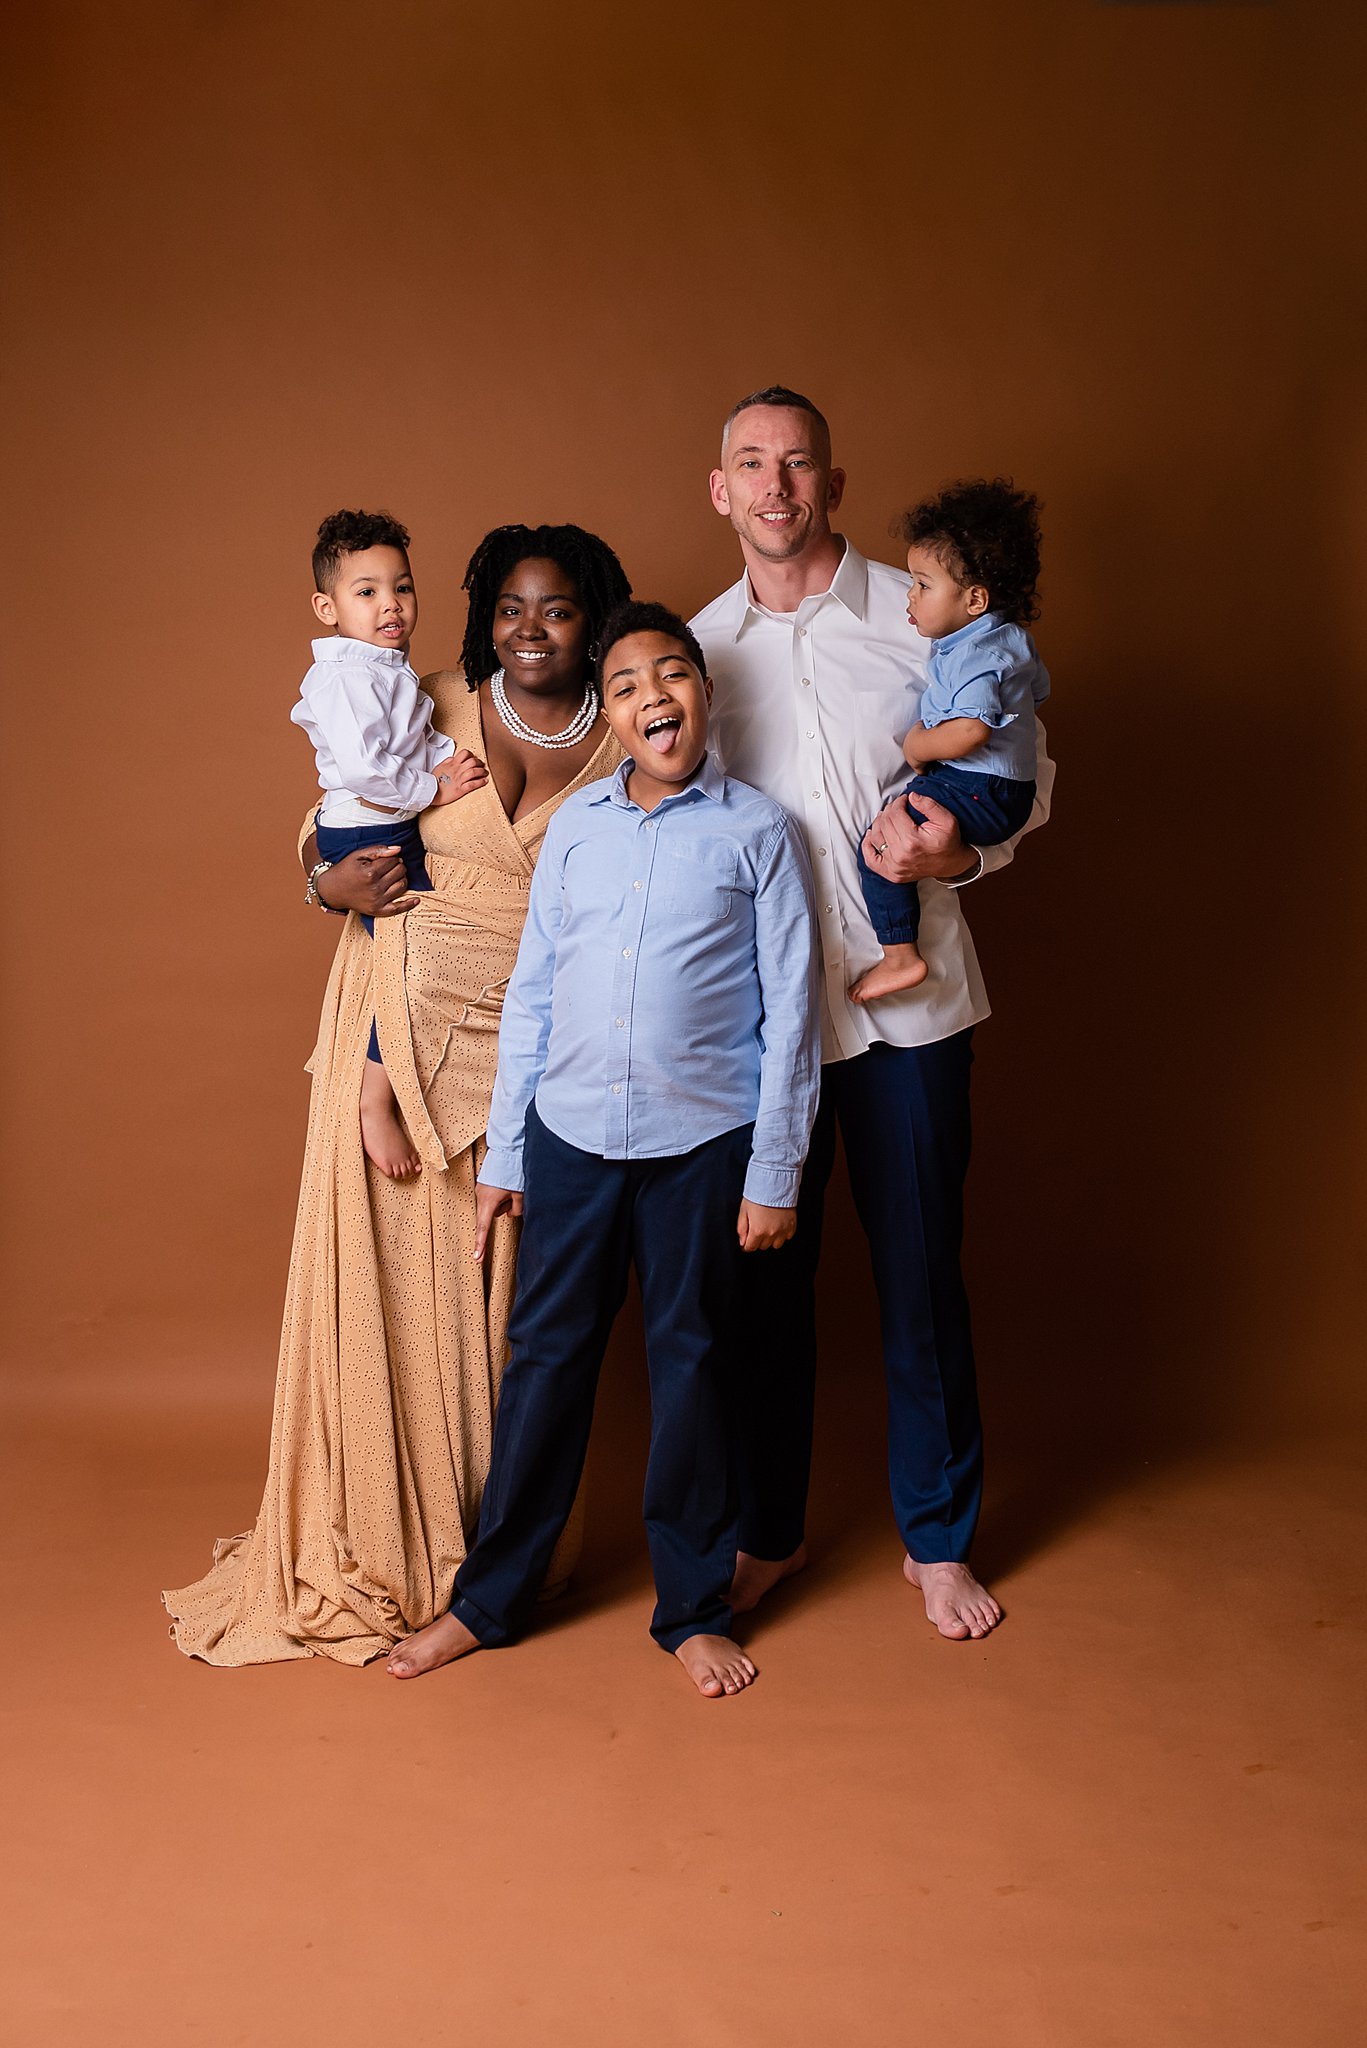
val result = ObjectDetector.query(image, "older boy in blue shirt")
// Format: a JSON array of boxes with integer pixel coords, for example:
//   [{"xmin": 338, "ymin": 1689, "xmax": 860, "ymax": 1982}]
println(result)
[{"xmin": 387, "ymin": 601, "xmax": 819, "ymax": 1699}]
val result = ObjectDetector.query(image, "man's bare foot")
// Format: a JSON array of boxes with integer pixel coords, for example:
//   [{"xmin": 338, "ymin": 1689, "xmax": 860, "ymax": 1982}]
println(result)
[
  {"xmin": 903, "ymin": 1555, "xmax": 1002, "ymax": 1640},
  {"xmin": 675, "ymin": 1634, "xmax": 757, "ymax": 1698},
  {"xmin": 360, "ymin": 1060, "xmax": 421, "ymax": 1179},
  {"xmin": 730, "ymin": 1543, "xmax": 807, "ymax": 1615},
  {"xmin": 386, "ymin": 1612, "xmax": 481, "ymax": 1678},
  {"xmin": 850, "ymin": 942, "xmax": 929, "ymax": 1004}
]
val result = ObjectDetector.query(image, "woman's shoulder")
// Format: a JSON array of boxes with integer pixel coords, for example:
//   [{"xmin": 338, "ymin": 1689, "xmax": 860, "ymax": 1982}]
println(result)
[{"xmin": 421, "ymin": 669, "xmax": 476, "ymax": 732}]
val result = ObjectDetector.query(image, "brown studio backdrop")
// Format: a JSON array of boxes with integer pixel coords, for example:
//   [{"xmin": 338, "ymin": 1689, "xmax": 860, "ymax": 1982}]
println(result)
[{"xmin": 2, "ymin": 0, "xmax": 1364, "ymax": 1488}]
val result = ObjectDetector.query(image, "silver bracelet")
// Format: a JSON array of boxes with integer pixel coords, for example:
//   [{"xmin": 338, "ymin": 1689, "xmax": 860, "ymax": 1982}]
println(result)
[{"xmin": 305, "ymin": 859, "xmax": 344, "ymax": 912}]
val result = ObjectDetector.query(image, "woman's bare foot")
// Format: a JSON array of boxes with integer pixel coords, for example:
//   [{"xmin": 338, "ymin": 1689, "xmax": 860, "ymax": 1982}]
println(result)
[
  {"xmin": 675, "ymin": 1634, "xmax": 757, "ymax": 1698},
  {"xmin": 903, "ymin": 1555, "xmax": 1001, "ymax": 1640},
  {"xmin": 360, "ymin": 1060, "xmax": 421, "ymax": 1179},
  {"xmin": 850, "ymin": 943, "xmax": 929, "ymax": 1004},
  {"xmin": 730, "ymin": 1543, "xmax": 807, "ymax": 1615},
  {"xmin": 386, "ymin": 1611, "xmax": 481, "ymax": 1678}
]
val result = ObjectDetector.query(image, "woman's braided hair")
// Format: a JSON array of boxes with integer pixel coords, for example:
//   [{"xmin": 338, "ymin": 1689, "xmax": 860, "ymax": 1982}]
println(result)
[{"xmin": 458, "ymin": 523, "xmax": 632, "ymax": 690}]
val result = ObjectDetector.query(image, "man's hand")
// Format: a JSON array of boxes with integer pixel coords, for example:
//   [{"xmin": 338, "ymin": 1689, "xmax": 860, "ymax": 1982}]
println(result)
[
  {"xmin": 314, "ymin": 845, "xmax": 421, "ymax": 917},
  {"xmin": 737, "ymin": 1200, "xmax": 797, "ymax": 1252},
  {"xmin": 861, "ymin": 792, "xmax": 974, "ymax": 886},
  {"xmin": 473, "ymin": 1183, "xmax": 523, "ymax": 1260},
  {"xmin": 431, "ymin": 748, "xmax": 489, "ymax": 807}
]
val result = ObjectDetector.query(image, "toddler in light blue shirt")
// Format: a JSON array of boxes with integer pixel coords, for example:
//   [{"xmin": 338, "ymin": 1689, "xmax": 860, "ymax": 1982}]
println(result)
[{"xmin": 852, "ymin": 479, "xmax": 1050, "ymax": 1002}]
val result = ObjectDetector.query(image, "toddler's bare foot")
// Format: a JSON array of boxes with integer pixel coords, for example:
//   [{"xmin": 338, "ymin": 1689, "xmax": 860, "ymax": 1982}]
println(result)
[
  {"xmin": 386, "ymin": 1612, "xmax": 481, "ymax": 1678},
  {"xmin": 675, "ymin": 1634, "xmax": 757, "ymax": 1698},
  {"xmin": 903, "ymin": 1555, "xmax": 1001, "ymax": 1640},
  {"xmin": 730, "ymin": 1543, "xmax": 807, "ymax": 1615},
  {"xmin": 360, "ymin": 1060, "xmax": 421, "ymax": 1179},
  {"xmin": 850, "ymin": 943, "xmax": 929, "ymax": 1003}
]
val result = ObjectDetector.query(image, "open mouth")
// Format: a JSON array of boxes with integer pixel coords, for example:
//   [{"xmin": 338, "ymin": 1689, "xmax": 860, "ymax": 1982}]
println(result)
[{"xmin": 643, "ymin": 715, "xmax": 682, "ymax": 755}]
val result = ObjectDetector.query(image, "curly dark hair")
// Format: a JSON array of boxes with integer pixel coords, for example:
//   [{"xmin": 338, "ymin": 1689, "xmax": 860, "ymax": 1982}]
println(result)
[
  {"xmin": 595, "ymin": 600, "xmax": 707, "ymax": 687},
  {"xmin": 458, "ymin": 523, "xmax": 632, "ymax": 691},
  {"xmin": 312, "ymin": 509, "xmax": 411, "ymax": 592},
  {"xmin": 899, "ymin": 479, "xmax": 1042, "ymax": 625}
]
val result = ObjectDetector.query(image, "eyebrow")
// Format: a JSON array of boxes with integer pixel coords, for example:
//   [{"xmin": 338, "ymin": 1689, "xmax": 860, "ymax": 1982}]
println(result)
[
  {"xmin": 730, "ymin": 443, "xmax": 812, "ymax": 458},
  {"xmin": 605, "ymin": 655, "xmax": 693, "ymax": 686},
  {"xmin": 499, "ymin": 589, "xmax": 577, "ymax": 604}
]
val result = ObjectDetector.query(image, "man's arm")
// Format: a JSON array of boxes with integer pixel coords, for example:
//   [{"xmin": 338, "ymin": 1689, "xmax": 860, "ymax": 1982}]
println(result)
[
  {"xmin": 476, "ymin": 816, "xmax": 568, "ymax": 1195},
  {"xmin": 867, "ymin": 713, "xmax": 1053, "ymax": 889}
]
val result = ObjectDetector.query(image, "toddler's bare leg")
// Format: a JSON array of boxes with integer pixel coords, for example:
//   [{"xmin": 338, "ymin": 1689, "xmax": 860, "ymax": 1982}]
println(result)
[
  {"xmin": 849, "ymin": 942, "xmax": 929, "ymax": 1003},
  {"xmin": 359, "ymin": 1057, "xmax": 422, "ymax": 1179}
]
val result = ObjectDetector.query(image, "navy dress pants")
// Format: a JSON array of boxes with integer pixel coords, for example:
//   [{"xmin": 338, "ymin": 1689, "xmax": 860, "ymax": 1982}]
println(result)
[
  {"xmin": 450, "ymin": 1104, "xmax": 751, "ymax": 1654},
  {"xmin": 731, "ymin": 1030, "xmax": 982, "ymax": 1565}
]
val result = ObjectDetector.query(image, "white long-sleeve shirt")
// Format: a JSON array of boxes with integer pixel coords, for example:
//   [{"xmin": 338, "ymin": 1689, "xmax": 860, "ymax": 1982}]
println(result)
[
  {"xmin": 691, "ymin": 540, "xmax": 1053, "ymax": 1063},
  {"xmin": 291, "ymin": 635, "xmax": 455, "ymax": 820}
]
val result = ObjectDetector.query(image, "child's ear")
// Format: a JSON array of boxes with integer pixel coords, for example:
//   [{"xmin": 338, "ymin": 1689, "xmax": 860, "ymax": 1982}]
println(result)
[
  {"xmin": 965, "ymin": 584, "xmax": 990, "ymax": 618},
  {"xmin": 311, "ymin": 589, "xmax": 338, "ymax": 628},
  {"xmin": 704, "ymin": 674, "xmax": 713, "ymax": 705}
]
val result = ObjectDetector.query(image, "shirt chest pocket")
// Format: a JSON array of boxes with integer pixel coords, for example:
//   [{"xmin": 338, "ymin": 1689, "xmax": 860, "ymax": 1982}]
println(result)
[{"xmin": 653, "ymin": 837, "xmax": 740, "ymax": 922}]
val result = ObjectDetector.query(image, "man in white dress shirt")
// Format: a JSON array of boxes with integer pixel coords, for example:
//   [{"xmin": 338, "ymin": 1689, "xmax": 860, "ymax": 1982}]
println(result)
[{"xmin": 690, "ymin": 388, "xmax": 1053, "ymax": 1640}]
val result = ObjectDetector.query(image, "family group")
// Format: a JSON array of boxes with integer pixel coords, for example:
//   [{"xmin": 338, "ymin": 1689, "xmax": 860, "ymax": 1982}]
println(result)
[{"xmin": 163, "ymin": 387, "xmax": 1053, "ymax": 1699}]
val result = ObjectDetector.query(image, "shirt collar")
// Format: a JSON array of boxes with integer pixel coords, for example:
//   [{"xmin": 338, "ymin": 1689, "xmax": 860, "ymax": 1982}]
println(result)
[
  {"xmin": 732, "ymin": 536, "xmax": 869, "ymax": 639},
  {"xmin": 932, "ymin": 611, "xmax": 1004, "ymax": 655},
  {"xmin": 589, "ymin": 749, "xmax": 727, "ymax": 810},
  {"xmin": 311, "ymin": 634, "xmax": 411, "ymax": 667}
]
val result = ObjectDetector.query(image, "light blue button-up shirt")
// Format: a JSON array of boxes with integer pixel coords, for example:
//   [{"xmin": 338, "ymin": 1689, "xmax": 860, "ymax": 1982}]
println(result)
[
  {"xmin": 479, "ymin": 753, "xmax": 820, "ymax": 1208},
  {"xmin": 922, "ymin": 613, "xmax": 1051, "ymax": 780}
]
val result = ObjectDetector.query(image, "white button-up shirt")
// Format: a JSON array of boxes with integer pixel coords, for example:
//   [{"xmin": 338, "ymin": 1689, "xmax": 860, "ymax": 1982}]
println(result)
[
  {"xmin": 691, "ymin": 540, "xmax": 1053, "ymax": 1063},
  {"xmin": 291, "ymin": 635, "xmax": 455, "ymax": 820}
]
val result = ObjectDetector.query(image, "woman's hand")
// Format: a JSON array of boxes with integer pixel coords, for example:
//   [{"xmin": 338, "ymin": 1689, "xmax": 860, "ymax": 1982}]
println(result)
[
  {"xmin": 473, "ymin": 1183, "xmax": 523, "ymax": 1260},
  {"xmin": 431, "ymin": 749, "xmax": 489, "ymax": 807},
  {"xmin": 737, "ymin": 1200, "xmax": 797, "ymax": 1252},
  {"xmin": 315, "ymin": 846, "xmax": 421, "ymax": 917},
  {"xmin": 860, "ymin": 791, "xmax": 972, "ymax": 886}
]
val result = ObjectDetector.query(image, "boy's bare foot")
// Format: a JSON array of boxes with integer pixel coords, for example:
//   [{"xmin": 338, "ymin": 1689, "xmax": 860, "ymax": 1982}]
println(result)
[
  {"xmin": 386, "ymin": 1612, "xmax": 481, "ymax": 1678},
  {"xmin": 360, "ymin": 1060, "xmax": 421, "ymax": 1179},
  {"xmin": 730, "ymin": 1543, "xmax": 807, "ymax": 1615},
  {"xmin": 849, "ymin": 943, "xmax": 929, "ymax": 1003},
  {"xmin": 675, "ymin": 1634, "xmax": 757, "ymax": 1698},
  {"xmin": 903, "ymin": 1555, "xmax": 1001, "ymax": 1640}
]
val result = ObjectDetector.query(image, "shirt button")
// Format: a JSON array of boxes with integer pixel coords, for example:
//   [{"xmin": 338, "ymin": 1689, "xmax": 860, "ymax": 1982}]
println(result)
[
  {"xmin": 806, "ymin": 730, "xmax": 816, "ymax": 739},
  {"xmin": 632, "ymin": 880, "xmax": 642, "ymax": 890},
  {"xmin": 818, "ymin": 846, "xmax": 827, "ymax": 855},
  {"xmin": 615, "ymin": 1017, "xmax": 625, "ymax": 1028},
  {"xmin": 798, "ymin": 627, "xmax": 808, "ymax": 638},
  {"xmin": 644, "ymin": 821, "xmax": 655, "ymax": 831},
  {"xmin": 812, "ymin": 789, "xmax": 821, "ymax": 799},
  {"xmin": 611, "ymin": 1083, "xmax": 621, "ymax": 1095},
  {"xmin": 825, "ymin": 903, "xmax": 835, "ymax": 914},
  {"xmin": 622, "ymin": 947, "xmax": 632, "ymax": 958},
  {"xmin": 801, "ymin": 678, "xmax": 812, "ymax": 687}
]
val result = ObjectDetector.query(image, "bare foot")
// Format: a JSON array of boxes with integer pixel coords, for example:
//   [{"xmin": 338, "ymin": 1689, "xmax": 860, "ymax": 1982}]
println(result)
[
  {"xmin": 903, "ymin": 1555, "xmax": 1001, "ymax": 1640},
  {"xmin": 675, "ymin": 1634, "xmax": 757, "ymax": 1698},
  {"xmin": 730, "ymin": 1543, "xmax": 807, "ymax": 1615},
  {"xmin": 850, "ymin": 943, "xmax": 929, "ymax": 1004},
  {"xmin": 360, "ymin": 1060, "xmax": 421, "ymax": 1179},
  {"xmin": 386, "ymin": 1611, "xmax": 481, "ymax": 1678}
]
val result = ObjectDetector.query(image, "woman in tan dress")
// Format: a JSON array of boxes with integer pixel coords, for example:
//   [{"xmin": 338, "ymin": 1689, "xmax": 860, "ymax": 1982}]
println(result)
[{"xmin": 163, "ymin": 525, "xmax": 630, "ymax": 1665}]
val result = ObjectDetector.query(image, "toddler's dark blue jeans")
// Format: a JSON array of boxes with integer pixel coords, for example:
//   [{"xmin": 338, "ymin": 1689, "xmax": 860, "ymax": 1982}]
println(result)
[
  {"xmin": 314, "ymin": 813, "xmax": 432, "ymax": 1061},
  {"xmin": 857, "ymin": 764, "xmax": 1036, "ymax": 948}
]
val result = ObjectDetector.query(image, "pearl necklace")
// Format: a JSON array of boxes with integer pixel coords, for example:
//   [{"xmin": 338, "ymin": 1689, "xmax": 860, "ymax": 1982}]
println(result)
[{"xmin": 490, "ymin": 668, "xmax": 599, "ymax": 750}]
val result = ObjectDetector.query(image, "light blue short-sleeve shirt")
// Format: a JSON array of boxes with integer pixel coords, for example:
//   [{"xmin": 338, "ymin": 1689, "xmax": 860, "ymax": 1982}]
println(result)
[{"xmin": 921, "ymin": 614, "xmax": 1050, "ymax": 781}]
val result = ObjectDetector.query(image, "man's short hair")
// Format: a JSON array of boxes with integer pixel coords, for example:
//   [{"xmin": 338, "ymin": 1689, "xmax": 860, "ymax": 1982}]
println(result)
[
  {"xmin": 595, "ymin": 600, "xmax": 707, "ymax": 685},
  {"xmin": 720, "ymin": 385, "xmax": 829, "ymax": 455},
  {"xmin": 312, "ymin": 509, "xmax": 411, "ymax": 592}
]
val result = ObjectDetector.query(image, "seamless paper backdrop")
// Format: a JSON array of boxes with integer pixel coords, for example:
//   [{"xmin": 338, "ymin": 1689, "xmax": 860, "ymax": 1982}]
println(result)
[{"xmin": 2, "ymin": 0, "xmax": 1363, "ymax": 1442}]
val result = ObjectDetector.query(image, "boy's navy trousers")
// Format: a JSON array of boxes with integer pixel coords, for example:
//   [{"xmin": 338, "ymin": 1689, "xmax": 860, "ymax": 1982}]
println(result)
[
  {"xmin": 730, "ymin": 1029, "xmax": 982, "ymax": 1566},
  {"xmin": 450, "ymin": 1102, "xmax": 752, "ymax": 1654}
]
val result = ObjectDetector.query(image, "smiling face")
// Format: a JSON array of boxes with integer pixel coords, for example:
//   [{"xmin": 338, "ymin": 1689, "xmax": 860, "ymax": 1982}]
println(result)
[
  {"xmin": 905, "ymin": 543, "xmax": 989, "ymax": 641},
  {"xmin": 311, "ymin": 544, "xmax": 417, "ymax": 651},
  {"xmin": 492, "ymin": 556, "xmax": 591, "ymax": 695},
  {"xmin": 600, "ymin": 630, "xmax": 712, "ymax": 809},
  {"xmin": 709, "ymin": 405, "xmax": 845, "ymax": 565}
]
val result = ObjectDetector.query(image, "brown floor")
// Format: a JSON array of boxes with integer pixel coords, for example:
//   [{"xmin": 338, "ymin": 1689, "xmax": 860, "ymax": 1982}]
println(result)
[{"xmin": 3, "ymin": 1281, "xmax": 1363, "ymax": 2048}]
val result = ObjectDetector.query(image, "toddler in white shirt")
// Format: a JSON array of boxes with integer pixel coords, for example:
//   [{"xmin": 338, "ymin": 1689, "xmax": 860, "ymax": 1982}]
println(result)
[{"xmin": 292, "ymin": 509, "xmax": 486, "ymax": 1178}]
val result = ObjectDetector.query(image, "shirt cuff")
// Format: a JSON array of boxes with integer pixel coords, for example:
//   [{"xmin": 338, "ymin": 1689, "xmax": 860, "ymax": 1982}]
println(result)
[
  {"xmin": 742, "ymin": 1160, "xmax": 802, "ymax": 1208},
  {"xmin": 946, "ymin": 847, "xmax": 986, "ymax": 889},
  {"xmin": 414, "ymin": 768, "xmax": 439, "ymax": 808},
  {"xmin": 432, "ymin": 734, "xmax": 457, "ymax": 766},
  {"xmin": 477, "ymin": 1145, "xmax": 524, "ymax": 1194}
]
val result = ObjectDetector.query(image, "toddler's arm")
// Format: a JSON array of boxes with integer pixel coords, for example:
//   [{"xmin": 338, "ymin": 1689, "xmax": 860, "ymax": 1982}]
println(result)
[
  {"xmin": 429, "ymin": 747, "xmax": 489, "ymax": 807},
  {"xmin": 902, "ymin": 716, "xmax": 991, "ymax": 768}
]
